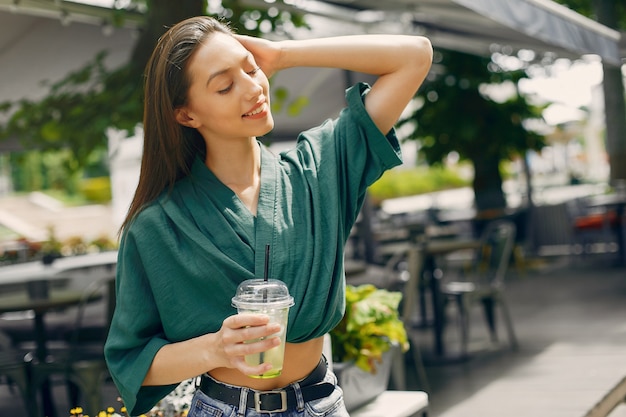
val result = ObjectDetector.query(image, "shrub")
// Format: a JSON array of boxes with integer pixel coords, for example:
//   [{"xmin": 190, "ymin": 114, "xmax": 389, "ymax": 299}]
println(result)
[
  {"xmin": 368, "ymin": 166, "xmax": 468, "ymax": 205},
  {"xmin": 79, "ymin": 177, "xmax": 112, "ymax": 203}
]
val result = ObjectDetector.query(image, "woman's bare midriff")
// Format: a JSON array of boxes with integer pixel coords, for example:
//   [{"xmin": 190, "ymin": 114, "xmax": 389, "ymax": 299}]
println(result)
[{"xmin": 209, "ymin": 336, "xmax": 325, "ymax": 390}]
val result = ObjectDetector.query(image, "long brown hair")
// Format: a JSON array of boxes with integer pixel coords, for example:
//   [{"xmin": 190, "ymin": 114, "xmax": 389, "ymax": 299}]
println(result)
[{"xmin": 120, "ymin": 16, "xmax": 232, "ymax": 233}]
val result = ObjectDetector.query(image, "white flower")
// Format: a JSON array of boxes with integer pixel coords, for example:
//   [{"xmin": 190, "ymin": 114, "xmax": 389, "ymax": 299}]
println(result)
[{"xmin": 150, "ymin": 378, "xmax": 196, "ymax": 416}]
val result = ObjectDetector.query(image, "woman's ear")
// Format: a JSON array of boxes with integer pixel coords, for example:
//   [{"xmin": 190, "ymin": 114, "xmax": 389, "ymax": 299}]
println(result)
[{"xmin": 174, "ymin": 107, "xmax": 199, "ymax": 128}]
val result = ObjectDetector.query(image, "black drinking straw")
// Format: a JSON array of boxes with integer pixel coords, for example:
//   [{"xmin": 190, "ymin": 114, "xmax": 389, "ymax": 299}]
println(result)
[
  {"xmin": 264, "ymin": 244, "xmax": 270, "ymax": 284},
  {"xmin": 260, "ymin": 244, "xmax": 270, "ymax": 364}
]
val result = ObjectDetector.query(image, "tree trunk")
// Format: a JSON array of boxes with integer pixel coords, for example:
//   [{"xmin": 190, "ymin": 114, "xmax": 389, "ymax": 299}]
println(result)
[
  {"xmin": 522, "ymin": 151, "xmax": 534, "ymax": 208},
  {"xmin": 601, "ymin": 64, "xmax": 626, "ymax": 182},
  {"xmin": 129, "ymin": 0, "xmax": 206, "ymax": 75},
  {"xmin": 471, "ymin": 153, "xmax": 507, "ymax": 212},
  {"xmin": 594, "ymin": 0, "xmax": 626, "ymax": 183}
]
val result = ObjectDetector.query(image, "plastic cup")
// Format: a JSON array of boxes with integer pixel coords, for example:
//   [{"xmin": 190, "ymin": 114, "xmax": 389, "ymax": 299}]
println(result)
[{"xmin": 231, "ymin": 279, "xmax": 294, "ymax": 379}]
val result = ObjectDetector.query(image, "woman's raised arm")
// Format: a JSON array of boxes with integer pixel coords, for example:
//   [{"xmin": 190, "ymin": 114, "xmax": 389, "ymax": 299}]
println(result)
[{"xmin": 237, "ymin": 34, "xmax": 433, "ymax": 134}]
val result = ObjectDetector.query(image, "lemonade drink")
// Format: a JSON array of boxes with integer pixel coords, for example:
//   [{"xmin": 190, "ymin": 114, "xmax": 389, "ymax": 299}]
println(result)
[{"xmin": 232, "ymin": 279, "xmax": 293, "ymax": 379}]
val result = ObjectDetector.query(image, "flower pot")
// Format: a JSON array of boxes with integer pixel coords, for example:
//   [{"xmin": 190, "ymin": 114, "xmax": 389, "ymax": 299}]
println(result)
[
  {"xmin": 41, "ymin": 253, "xmax": 61, "ymax": 265},
  {"xmin": 333, "ymin": 346, "xmax": 395, "ymax": 411}
]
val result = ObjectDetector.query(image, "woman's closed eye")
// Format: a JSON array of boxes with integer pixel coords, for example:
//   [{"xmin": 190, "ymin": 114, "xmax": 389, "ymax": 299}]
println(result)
[
  {"xmin": 218, "ymin": 83, "xmax": 233, "ymax": 94},
  {"xmin": 217, "ymin": 67, "xmax": 261, "ymax": 95}
]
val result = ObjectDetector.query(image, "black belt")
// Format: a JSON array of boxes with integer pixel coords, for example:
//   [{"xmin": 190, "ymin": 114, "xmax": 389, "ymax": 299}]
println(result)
[{"xmin": 199, "ymin": 358, "xmax": 334, "ymax": 413}]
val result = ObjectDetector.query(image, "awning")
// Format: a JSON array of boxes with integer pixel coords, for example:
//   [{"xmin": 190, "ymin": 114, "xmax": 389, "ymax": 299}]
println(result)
[
  {"xmin": 264, "ymin": 0, "xmax": 622, "ymax": 66},
  {"xmin": 0, "ymin": 11, "xmax": 135, "ymax": 104},
  {"xmin": 0, "ymin": 0, "xmax": 143, "ymax": 26},
  {"xmin": 444, "ymin": 0, "xmax": 621, "ymax": 65}
]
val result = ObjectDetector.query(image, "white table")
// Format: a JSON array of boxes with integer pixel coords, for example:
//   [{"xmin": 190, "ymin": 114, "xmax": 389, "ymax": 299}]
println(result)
[
  {"xmin": 351, "ymin": 391, "xmax": 429, "ymax": 417},
  {"xmin": 0, "ymin": 251, "xmax": 118, "ymax": 286}
]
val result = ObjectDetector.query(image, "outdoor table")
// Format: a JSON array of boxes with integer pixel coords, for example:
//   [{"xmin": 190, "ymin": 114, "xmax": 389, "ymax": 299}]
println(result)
[
  {"xmin": 587, "ymin": 194, "xmax": 626, "ymax": 266},
  {"xmin": 0, "ymin": 250, "xmax": 118, "ymax": 287},
  {"xmin": 0, "ymin": 286, "xmax": 102, "ymax": 417},
  {"xmin": 418, "ymin": 238, "xmax": 482, "ymax": 358},
  {"xmin": 384, "ymin": 237, "xmax": 481, "ymax": 360},
  {"xmin": 0, "ymin": 252, "xmax": 117, "ymax": 417}
]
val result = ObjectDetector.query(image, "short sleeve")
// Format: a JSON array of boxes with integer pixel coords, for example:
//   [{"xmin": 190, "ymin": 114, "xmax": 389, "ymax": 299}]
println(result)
[
  {"xmin": 104, "ymin": 221, "xmax": 178, "ymax": 416},
  {"xmin": 289, "ymin": 82, "xmax": 403, "ymax": 236}
]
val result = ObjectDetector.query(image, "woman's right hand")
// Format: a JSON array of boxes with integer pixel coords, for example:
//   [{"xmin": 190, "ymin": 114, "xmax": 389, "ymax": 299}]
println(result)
[
  {"xmin": 234, "ymin": 35, "xmax": 282, "ymax": 78},
  {"xmin": 213, "ymin": 313, "xmax": 282, "ymax": 376},
  {"xmin": 143, "ymin": 313, "xmax": 282, "ymax": 386}
]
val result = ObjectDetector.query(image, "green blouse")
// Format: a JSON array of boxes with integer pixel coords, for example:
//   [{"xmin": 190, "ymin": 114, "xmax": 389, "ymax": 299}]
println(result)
[{"xmin": 104, "ymin": 82, "xmax": 402, "ymax": 415}]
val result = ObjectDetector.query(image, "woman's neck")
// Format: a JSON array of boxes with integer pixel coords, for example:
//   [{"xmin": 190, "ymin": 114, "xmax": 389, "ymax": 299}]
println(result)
[
  {"xmin": 205, "ymin": 138, "xmax": 260, "ymax": 185},
  {"xmin": 205, "ymin": 137, "xmax": 261, "ymax": 215}
]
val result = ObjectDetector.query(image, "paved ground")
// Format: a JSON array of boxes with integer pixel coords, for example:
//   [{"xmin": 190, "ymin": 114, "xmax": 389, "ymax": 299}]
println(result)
[
  {"xmin": 403, "ymin": 255, "xmax": 626, "ymax": 417},
  {"xmin": 1, "ymin": 194, "xmax": 625, "ymax": 416},
  {"xmin": 0, "ymin": 193, "xmax": 117, "ymax": 244}
]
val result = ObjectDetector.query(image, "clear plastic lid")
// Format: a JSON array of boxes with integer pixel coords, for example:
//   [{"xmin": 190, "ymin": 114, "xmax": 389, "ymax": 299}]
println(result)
[{"xmin": 231, "ymin": 279, "xmax": 294, "ymax": 310}]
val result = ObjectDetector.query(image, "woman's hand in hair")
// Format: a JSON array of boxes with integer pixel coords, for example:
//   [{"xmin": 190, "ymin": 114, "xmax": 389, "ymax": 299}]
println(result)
[{"xmin": 234, "ymin": 34, "xmax": 282, "ymax": 78}]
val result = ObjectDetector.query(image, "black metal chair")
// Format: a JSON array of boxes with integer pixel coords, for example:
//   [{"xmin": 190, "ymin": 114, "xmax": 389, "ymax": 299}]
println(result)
[
  {"xmin": 26, "ymin": 275, "xmax": 115, "ymax": 416},
  {"xmin": 442, "ymin": 219, "xmax": 518, "ymax": 357},
  {"xmin": 0, "ymin": 332, "xmax": 37, "ymax": 417}
]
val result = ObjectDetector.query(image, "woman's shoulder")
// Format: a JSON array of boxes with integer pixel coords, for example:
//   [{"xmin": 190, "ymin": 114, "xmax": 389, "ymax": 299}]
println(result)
[{"xmin": 125, "ymin": 194, "xmax": 170, "ymax": 234}]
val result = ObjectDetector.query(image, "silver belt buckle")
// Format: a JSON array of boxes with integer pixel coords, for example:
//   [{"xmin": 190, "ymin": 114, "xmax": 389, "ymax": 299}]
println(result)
[{"xmin": 254, "ymin": 390, "xmax": 287, "ymax": 413}]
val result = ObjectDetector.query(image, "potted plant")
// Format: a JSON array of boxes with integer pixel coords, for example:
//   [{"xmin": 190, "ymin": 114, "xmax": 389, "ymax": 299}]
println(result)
[
  {"xmin": 329, "ymin": 284, "xmax": 409, "ymax": 411},
  {"xmin": 40, "ymin": 227, "xmax": 63, "ymax": 265}
]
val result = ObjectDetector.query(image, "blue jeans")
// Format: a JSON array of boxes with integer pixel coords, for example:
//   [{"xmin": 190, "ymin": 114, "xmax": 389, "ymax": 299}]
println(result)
[{"xmin": 187, "ymin": 368, "xmax": 349, "ymax": 417}]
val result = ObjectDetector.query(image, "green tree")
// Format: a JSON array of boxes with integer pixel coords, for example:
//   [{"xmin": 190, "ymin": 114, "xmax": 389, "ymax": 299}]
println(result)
[
  {"xmin": 0, "ymin": 0, "xmax": 304, "ymax": 176},
  {"xmin": 554, "ymin": 0, "xmax": 626, "ymax": 183},
  {"xmin": 401, "ymin": 49, "xmax": 546, "ymax": 212}
]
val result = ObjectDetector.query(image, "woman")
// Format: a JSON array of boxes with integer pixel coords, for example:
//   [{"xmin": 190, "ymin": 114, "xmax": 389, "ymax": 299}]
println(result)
[{"xmin": 104, "ymin": 15, "xmax": 432, "ymax": 417}]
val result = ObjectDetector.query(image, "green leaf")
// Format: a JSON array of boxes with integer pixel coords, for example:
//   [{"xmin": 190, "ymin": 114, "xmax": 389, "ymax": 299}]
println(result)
[
  {"xmin": 331, "ymin": 284, "xmax": 409, "ymax": 373},
  {"xmin": 40, "ymin": 122, "xmax": 62, "ymax": 142},
  {"xmin": 287, "ymin": 96, "xmax": 309, "ymax": 117}
]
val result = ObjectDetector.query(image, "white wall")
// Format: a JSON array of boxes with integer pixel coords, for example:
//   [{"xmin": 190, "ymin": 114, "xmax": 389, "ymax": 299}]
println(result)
[{"xmin": 108, "ymin": 126, "xmax": 142, "ymax": 230}]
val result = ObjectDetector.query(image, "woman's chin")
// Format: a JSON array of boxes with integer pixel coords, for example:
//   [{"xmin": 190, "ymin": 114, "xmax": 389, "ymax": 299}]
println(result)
[{"xmin": 259, "ymin": 118, "xmax": 275, "ymax": 136}]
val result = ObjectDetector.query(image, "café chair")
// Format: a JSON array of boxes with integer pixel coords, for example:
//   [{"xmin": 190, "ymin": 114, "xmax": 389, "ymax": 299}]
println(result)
[
  {"xmin": 441, "ymin": 220, "xmax": 518, "ymax": 357},
  {"xmin": 565, "ymin": 197, "xmax": 620, "ymax": 256},
  {"xmin": 26, "ymin": 275, "xmax": 115, "ymax": 416},
  {"xmin": 0, "ymin": 331, "xmax": 38, "ymax": 417}
]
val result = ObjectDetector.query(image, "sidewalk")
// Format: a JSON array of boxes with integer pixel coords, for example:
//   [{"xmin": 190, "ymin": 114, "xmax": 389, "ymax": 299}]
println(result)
[{"xmin": 404, "ymin": 256, "xmax": 626, "ymax": 417}]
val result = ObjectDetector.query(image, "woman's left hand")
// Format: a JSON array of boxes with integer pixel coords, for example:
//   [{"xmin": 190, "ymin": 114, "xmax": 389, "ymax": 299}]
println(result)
[{"xmin": 234, "ymin": 34, "xmax": 282, "ymax": 78}]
